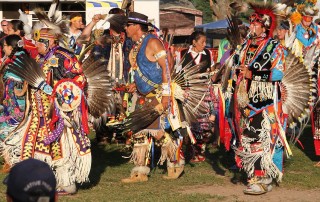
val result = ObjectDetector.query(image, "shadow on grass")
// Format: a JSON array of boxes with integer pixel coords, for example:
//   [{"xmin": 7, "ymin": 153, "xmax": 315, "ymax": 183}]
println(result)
[
  {"xmin": 79, "ymin": 140, "xmax": 129, "ymax": 189},
  {"xmin": 292, "ymin": 125, "xmax": 320, "ymax": 162},
  {"xmin": 206, "ymin": 144, "xmax": 247, "ymax": 185}
]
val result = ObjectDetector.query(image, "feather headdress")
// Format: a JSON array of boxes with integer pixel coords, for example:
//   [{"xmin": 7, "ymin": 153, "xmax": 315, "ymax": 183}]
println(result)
[
  {"xmin": 18, "ymin": 9, "xmax": 32, "ymax": 39},
  {"xmin": 32, "ymin": 0, "xmax": 69, "ymax": 47},
  {"xmin": 248, "ymin": 2, "xmax": 278, "ymax": 38}
]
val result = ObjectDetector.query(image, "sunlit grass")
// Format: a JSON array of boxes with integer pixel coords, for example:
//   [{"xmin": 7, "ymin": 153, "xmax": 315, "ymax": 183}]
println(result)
[{"xmin": 1, "ymin": 126, "xmax": 320, "ymax": 201}]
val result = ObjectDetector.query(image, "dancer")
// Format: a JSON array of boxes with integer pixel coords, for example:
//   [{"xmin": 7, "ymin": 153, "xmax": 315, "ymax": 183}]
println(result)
[
  {"xmin": 225, "ymin": 3, "xmax": 287, "ymax": 195},
  {"xmin": 0, "ymin": 35, "xmax": 27, "ymax": 143}
]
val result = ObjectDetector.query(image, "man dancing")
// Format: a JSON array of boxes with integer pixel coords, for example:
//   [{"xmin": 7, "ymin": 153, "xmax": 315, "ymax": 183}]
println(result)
[
  {"xmin": 225, "ymin": 4, "xmax": 287, "ymax": 195},
  {"xmin": 121, "ymin": 12, "xmax": 185, "ymax": 183}
]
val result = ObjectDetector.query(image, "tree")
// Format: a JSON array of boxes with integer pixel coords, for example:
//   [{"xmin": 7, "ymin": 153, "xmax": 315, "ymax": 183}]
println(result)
[
  {"xmin": 189, "ymin": 0, "xmax": 214, "ymax": 23},
  {"xmin": 190, "ymin": 0, "xmax": 268, "ymax": 23}
]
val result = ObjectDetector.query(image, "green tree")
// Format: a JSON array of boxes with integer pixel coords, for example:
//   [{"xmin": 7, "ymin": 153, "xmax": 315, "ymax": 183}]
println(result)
[
  {"xmin": 190, "ymin": 0, "xmax": 268, "ymax": 23},
  {"xmin": 189, "ymin": 0, "xmax": 213, "ymax": 23}
]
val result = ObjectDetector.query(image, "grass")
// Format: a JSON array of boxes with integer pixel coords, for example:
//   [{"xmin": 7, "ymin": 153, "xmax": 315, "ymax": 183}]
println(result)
[{"xmin": 1, "ymin": 126, "xmax": 320, "ymax": 201}]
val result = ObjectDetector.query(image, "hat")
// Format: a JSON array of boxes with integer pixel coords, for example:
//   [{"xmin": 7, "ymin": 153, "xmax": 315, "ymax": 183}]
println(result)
[
  {"xmin": 279, "ymin": 20, "xmax": 290, "ymax": 30},
  {"xmin": 4, "ymin": 159, "xmax": 56, "ymax": 202},
  {"xmin": 108, "ymin": 14, "xmax": 128, "ymax": 33},
  {"xmin": 314, "ymin": 18, "xmax": 320, "ymax": 25},
  {"xmin": 127, "ymin": 12, "xmax": 149, "ymax": 25}
]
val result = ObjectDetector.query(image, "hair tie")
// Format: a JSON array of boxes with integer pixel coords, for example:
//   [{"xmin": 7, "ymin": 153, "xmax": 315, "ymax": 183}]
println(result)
[{"xmin": 17, "ymin": 40, "xmax": 24, "ymax": 48}]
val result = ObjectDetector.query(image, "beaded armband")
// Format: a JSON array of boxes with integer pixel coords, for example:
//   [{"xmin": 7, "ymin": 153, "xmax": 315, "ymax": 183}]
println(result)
[{"xmin": 154, "ymin": 50, "xmax": 167, "ymax": 61}]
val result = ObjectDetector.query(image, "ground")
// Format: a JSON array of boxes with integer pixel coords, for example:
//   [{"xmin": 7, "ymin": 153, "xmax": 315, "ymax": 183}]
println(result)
[{"xmin": 1, "ymin": 127, "xmax": 320, "ymax": 202}]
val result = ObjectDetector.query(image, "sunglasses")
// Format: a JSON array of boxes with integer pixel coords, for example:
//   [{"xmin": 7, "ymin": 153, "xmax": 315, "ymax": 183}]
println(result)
[
  {"xmin": 249, "ymin": 13, "xmax": 263, "ymax": 24},
  {"xmin": 1, "ymin": 24, "xmax": 7, "ymax": 26},
  {"xmin": 126, "ymin": 23, "xmax": 136, "ymax": 27}
]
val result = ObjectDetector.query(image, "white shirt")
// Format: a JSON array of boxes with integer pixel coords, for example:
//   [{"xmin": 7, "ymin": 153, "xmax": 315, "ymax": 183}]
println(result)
[{"xmin": 175, "ymin": 45, "xmax": 214, "ymax": 72}]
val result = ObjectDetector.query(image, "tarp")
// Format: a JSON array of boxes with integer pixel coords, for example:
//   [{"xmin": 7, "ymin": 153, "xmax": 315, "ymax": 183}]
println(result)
[
  {"xmin": 86, "ymin": 0, "xmax": 122, "ymax": 8},
  {"xmin": 195, "ymin": 19, "xmax": 249, "ymax": 32},
  {"xmin": 194, "ymin": 19, "xmax": 249, "ymax": 39},
  {"xmin": 195, "ymin": 19, "xmax": 231, "ymax": 32}
]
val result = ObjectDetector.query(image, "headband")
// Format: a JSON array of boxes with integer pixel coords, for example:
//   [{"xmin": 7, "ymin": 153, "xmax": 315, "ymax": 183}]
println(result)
[
  {"xmin": 70, "ymin": 16, "xmax": 82, "ymax": 22},
  {"xmin": 128, "ymin": 17, "xmax": 148, "ymax": 24}
]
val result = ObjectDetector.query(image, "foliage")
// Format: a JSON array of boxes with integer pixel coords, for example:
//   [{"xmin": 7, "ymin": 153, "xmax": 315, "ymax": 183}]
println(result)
[{"xmin": 189, "ymin": 0, "xmax": 214, "ymax": 23}]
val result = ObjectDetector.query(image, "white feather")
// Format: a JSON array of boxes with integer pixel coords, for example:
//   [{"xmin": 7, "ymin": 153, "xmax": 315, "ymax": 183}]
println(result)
[
  {"xmin": 18, "ymin": 9, "xmax": 29, "ymax": 24},
  {"xmin": 48, "ymin": 0, "xmax": 58, "ymax": 20},
  {"xmin": 19, "ymin": 9, "xmax": 32, "ymax": 36}
]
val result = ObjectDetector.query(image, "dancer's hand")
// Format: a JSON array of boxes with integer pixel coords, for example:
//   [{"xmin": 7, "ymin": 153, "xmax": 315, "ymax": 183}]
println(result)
[
  {"xmin": 161, "ymin": 95, "xmax": 169, "ymax": 110},
  {"xmin": 126, "ymin": 83, "xmax": 136, "ymax": 93},
  {"xmin": 238, "ymin": 65, "xmax": 252, "ymax": 79}
]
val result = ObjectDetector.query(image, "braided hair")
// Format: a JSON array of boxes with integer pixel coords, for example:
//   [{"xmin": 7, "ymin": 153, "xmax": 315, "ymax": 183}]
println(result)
[{"xmin": 5, "ymin": 34, "xmax": 27, "ymax": 59}]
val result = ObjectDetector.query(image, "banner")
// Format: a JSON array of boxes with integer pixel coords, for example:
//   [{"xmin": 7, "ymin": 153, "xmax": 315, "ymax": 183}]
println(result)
[{"xmin": 85, "ymin": 0, "xmax": 122, "ymax": 28}]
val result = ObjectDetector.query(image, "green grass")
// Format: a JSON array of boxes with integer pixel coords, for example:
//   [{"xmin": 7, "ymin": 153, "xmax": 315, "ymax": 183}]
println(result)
[{"xmin": 1, "ymin": 126, "xmax": 320, "ymax": 201}]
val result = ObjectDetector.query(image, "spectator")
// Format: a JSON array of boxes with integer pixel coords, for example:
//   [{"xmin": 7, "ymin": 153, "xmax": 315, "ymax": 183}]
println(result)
[
  {"xmin": 68, "ymin": 12, "xmax": 84, "ymax": 50},
  {"xmin": 4, "ymin": 158, "xmax": 57, "ymax": 202},
  {"xmin": 1, "ymin": 19, "xmax": 8, "ymax": 36},
  {"xmin": 6, "ymin": 20, "xmax": 38, "ymax": 58}
]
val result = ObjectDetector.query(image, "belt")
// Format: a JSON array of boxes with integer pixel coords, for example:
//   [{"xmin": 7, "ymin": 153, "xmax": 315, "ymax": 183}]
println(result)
[{"xmin": 136, "ymin": 68, "xmax": 159, "ymax": 88}]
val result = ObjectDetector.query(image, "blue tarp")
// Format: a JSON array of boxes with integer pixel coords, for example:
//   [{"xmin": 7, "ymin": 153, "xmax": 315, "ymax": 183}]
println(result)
[
  {"xmin": 195, "ymin": 19, "xmax": 231, "ymax": 32},
  {"xmin": 195, "ymin": 19, "xmax": 249, "ymax": 32}
]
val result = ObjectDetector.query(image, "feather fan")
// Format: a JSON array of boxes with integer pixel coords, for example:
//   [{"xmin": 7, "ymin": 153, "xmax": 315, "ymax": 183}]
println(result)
[
  {"xmin": 116, "ymin": 55, "xmax": 210, "ymax": 134},
  {"xmin": 118, "ymin": 104, "xmax": 164, "ymax": 134},
  {"xmin": 7, "ymin": 54, "xmax": 46, "ymax": 89},
  {"xmin": 82, "ymin": 57, "xmax": 115, "ymax": 118}
]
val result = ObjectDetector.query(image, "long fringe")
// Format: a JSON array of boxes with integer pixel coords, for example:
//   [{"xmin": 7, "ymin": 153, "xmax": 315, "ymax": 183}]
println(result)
[
  {"xmin": 129, "ymin": 143, "xmax": 149, "ymax": 166},
  {"xmin": 158, "ymin": 136, "xmax": 176, "ymax": 165},
  {"xmin": 51, "ymin": 127, "xmax": 91, "ymax": 187},
  {"xmin": 235, "ymin": 110, "xmax": 282, "ymax": 182}
]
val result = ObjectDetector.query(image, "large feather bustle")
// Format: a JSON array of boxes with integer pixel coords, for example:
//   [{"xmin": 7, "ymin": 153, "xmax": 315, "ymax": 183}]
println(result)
[
  {"xmin": 7, "ymin": 55, "xmax": 46, "ymax": 89},
  {"xmin": 281, "ymin": 50, "xmax": 315, "ymax": 142},
  {"xmin": 171, "ymin": 58, "xmax": 210, "ymax": 124},
  {"xmin": 82, "ymin": 57, "xmax": 115, "ymax": 118}
]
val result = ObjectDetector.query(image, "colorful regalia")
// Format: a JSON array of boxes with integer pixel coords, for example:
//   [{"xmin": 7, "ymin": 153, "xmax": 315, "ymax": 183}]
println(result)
[
  {"xmin": 120, "ymin": 12, "xmax": 210, "ymax": 183},
  {"xmin": 0, "ymin": 52, "xmax": 26, "ymax": 141},
  {"xmin": 1, "ymin": 2, "xmax": 115, "ymax": 194},
  {"xmin": 178, "ymin": 46, "xmax": 215, "ymax": 162},
  {"xmin": 122, "ymin": 33, "xmax": 185, "ymax": 182},
  {"xmin": 2, "ymin": 46, "xmax": 91, "ymax": 193},
  {"xmin": 224, "ymin": 3, "xmax": 291, "ymax": 195}
]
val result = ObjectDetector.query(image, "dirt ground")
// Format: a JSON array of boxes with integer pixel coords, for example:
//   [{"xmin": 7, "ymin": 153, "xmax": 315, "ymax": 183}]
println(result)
[{"xmin": 181, "ymin": 183, "xmax": 320, "ymax": 202}]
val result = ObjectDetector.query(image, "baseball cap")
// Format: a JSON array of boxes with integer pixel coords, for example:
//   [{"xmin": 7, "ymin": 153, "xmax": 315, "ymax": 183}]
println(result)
[{"xmin": 3, "ymin": 158, "xmax": 57, "ymax": 202}]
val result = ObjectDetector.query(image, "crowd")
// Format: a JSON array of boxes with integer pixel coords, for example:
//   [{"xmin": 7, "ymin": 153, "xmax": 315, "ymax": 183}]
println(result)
[{"xmin": 0, "ymin": 0, "xmax": 320, "ymax": 201}]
